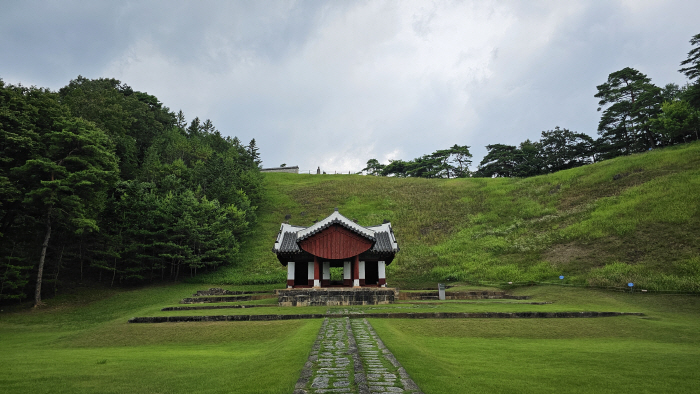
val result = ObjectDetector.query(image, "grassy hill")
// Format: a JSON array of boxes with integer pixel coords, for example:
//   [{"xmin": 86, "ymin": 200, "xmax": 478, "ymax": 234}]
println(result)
[{"xmin": 196, "ymin": 141, "xmax": 700, "ymax": 292}]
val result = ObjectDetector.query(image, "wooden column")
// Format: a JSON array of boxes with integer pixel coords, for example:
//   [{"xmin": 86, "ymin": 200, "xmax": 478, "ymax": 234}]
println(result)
[
  {"xmin": 353, "ymin": 255, "xmax": 360, "ymax": 287},
  {"xmin": 313, "ymin": 256, "xmax": 320, "ymax": 288},
  {"xmin": 287, "ymin": 262, "xmax": 295, "ymax": 288}
]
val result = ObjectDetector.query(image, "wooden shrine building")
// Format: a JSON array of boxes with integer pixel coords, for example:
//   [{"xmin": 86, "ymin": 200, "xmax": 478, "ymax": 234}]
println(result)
[{"xmin": 272, "ymin": 209, "xmax": 399, "ymax": 289}]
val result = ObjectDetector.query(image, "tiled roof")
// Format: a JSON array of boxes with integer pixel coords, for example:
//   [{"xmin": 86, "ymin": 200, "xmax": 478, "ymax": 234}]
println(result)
[
  {"xmin": 272, "ymin": 211, "xmax": 398, "ymax": 255},
  {"xmin": 273, "ymin": 223, "xmax": 305, "ymax": 253},
  {"xmin": 366, "ymin": 223, "xmax": 399, "ymax": 253},
  {"xmin": 296, "ymin": 210, "xmax": 375, "ymax": 241}
]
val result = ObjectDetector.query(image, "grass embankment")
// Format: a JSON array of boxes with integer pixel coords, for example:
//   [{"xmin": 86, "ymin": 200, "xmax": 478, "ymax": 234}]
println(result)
[
  {"xmin": 0, "ymin": 284, "xmax": 320, "ymax": 394},
  {"xmin": 195, "ymin": 141, "xmax": 700, "ymax": 292}
]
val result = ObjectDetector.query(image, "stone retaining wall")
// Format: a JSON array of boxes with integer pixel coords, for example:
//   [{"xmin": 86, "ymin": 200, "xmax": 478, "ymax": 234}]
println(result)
[
  {"xmin": 276, "ymin": 288, "xmax": 398, "ymax": 306},
  {"xmin": 162, "ymin": 304, "xmax": 276, "ymax": 311},
  {"xmin": 180, "ymin": 294, "xmax": 276, "ymax": 304},
  {"xmin": 129, "ymin": 311, "xmax": 643, "ymax": 323},
  {"xmin": 193, "ymin": 288, "xmax": 264, "ymax": 296},
  {"xmin": 398, "ymin": 291, "xmax": 529, "ymax": 300}
]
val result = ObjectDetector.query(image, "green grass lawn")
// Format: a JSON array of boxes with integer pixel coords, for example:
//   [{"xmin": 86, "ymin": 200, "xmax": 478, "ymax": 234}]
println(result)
[
  {"xmin": 371, "ymin": 287, "xmax": 700, "ymax": 394},
  {"xmin": 0, "ymin": 283, "xmax": 320, "ymax": 394},
  {"xmin": 2, "ymin": 284, "xmax": 698, "ymax": 393}
]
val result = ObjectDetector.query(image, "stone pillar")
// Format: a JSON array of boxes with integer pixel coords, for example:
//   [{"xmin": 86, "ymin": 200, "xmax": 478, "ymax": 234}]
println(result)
[
  {"xmin": 378, "ymin": 260, "xmax": 386, "ymax": 287},
  {"xmin": 359, "ymin": 260, "xmax": 366, "ymax": 286},
  {"xmin": 307, "ymin": 261, "xmax": 314, "ymax": 287},
  {"xmin": 353, "ymin": 256, "xmax": 360, "ymax": 287},
  {"xmin": 322, "ymin": 261, "xmax": 330, "ymax": 286},
  {"xmin": 313, "ymin": 256, "xmax": 320, "ymax": 288},
  {"xmin": 287, "ymin": 262, "xmax": 295, "ymax": 288},
  {"xmin": 343, "ymin": 261, "xmax": 352, "ymax": 286}
]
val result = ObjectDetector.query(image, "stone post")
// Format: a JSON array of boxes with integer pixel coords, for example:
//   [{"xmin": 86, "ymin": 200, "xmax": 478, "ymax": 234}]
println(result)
[
  {"xmin": 287, "ymin": 261, "xmax": 295, "ymax": 288},
  {"xmin": 378, "ymin": 261, "xmax": 386, "ymax": 287},
  {"xmin": 307, "ymin": 261, "xmax": 314, "ymax": 287},
  {"xmin": 353, "ymin": 256, "xmax": 360, "ymax": 287},
  {"xmin": 359, "ymin": 260, "xmax": 366, "ymax": 286},
  {"xmin": 322, "ymin": 261, "xmax": 330, "ymax": 286},
  {"xmin": 313, "ymin": 256, "xmax": 321, "ymax": 288},
  {"xmin": 343, "ymin": 261, "xmax": 352, "ymax": 286}
]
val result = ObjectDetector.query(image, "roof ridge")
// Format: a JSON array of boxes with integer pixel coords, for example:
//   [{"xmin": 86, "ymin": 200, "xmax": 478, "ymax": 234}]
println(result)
[{"xmin": 296, "ymin": 211, "xmax": 375, "ymax": 241}]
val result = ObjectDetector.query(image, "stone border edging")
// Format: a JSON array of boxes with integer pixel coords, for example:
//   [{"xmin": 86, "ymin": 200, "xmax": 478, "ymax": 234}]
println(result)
[
  {"xmin": 161, "ymin": 304, "xmax": 277, "ymax": 311},
  {"xmin": 128, "ymin": 311, "xmax": 644, "ymax": 323},
  {"xmin": 347, "ymin": 317, "xmax": 369, "ymax": 394},
  {"xmin": 361, "ymin": 318, "xmax": 423, "ymax": 394},
  {"xmin": 399, "ymin": 301, "xmax": 553, "ymax": 305},
  {"xmin": 180, "ymin": 294, "xmax": 276, "ymax": 304},
  {"xmin": 293, "ymin": 318, "xmax": 326, "ymax": 393}
]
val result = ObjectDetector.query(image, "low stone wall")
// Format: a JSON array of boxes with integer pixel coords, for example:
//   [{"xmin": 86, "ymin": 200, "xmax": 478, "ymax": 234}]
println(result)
[
  {"xmin": 162, "ymin": 304, "xmax": 276, "ymax": 311},
  {"xmin": 276, "ymin": 288, "xmax": 398, "ymax": 306},
  {"xmin": 128, "ymin": 311, "xmax": 644, "ymax": 323},
  {"xmin": 261, "ymin": 166, "xmax": 299, "ymax": 174},
  {"xmin": 180, "ymin": 294, "xmax": 276, "ymax": 304},
  {"xmin": 398, "ymin": 290, "xmax": 530, "ymax": 300},
  {"xmin": 193, "ymin": 288, "xmax": 262, "ymax": 296}
]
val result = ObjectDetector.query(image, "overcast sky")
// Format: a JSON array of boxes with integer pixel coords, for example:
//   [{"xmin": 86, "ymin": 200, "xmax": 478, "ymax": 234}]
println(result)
[{"xmin": 2, "ymin": 0, "xmax": 698, "ymax": 173}]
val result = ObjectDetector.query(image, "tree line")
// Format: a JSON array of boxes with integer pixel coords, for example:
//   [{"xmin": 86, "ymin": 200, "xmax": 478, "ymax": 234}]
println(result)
[
  {"xmin": 1, "ymin": 76, "xmax": 263, "ymax": 305},
  {"xmin": 363, "ymin": 33, "xmax": 700, "ymax": 178}
]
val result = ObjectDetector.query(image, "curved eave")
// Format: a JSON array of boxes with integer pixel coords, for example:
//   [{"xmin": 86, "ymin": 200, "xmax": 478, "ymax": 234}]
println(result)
[
  {"xmin": 296, "ymin": 211, "xmax": 375, "ymax": 241},
  {"xmin": 272, "ymin": 223, "xmax": 306, "ymax": 254}
]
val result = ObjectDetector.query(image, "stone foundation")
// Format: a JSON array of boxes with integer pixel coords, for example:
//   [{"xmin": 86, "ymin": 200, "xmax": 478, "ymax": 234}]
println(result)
[{"xmin": 276, "ymin": 287, "xmax": 397, "ymax": 306}]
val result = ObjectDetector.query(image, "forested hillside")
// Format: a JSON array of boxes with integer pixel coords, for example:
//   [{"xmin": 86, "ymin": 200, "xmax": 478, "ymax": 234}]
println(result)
[
  {"xmin": 202, "ymin": 141, "xmax": 700, "ymax": 293},
  {"xmin": 0, "ymin": 77, "xmax": 262, "ymax": 305}
]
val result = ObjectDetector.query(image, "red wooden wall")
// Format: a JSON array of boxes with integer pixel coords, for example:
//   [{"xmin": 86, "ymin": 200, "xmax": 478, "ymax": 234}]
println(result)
[{"xmin": 299, "ymin": 224, "xmax": 372, "ymax": 260}]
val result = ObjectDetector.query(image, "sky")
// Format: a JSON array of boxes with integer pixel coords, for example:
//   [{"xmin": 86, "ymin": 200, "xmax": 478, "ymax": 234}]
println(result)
[{"xmin": 2, "ymin": 0, "xmax": 698, "ymax": 173}]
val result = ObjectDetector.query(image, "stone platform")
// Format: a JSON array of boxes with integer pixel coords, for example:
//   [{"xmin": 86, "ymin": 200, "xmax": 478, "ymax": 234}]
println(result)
[{"xmin": 276, "ymin": 288, "xmax": 397, "ymax": 307}]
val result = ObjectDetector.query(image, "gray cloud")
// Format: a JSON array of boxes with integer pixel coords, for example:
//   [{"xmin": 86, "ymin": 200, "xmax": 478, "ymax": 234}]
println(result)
[{"xmin": 1, "ymin": 0, "xmax": 698, "ymax": 172}]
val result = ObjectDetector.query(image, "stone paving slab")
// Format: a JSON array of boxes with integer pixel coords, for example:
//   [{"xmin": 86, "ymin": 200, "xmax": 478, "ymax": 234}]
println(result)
[{"xmin": 295, "ymin": 317, "xmax": 423, "ymax": 394}]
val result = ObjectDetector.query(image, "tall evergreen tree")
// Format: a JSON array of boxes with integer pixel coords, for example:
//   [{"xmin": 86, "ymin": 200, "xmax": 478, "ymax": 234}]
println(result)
[
  {"xmin": 16, "ymin": 116, "xmax": 118, "ymax": 306},
  {"xmin": 247, "ymin": 139, "xmax": 262, "ymax": 167},
  {"xmin": 362, "ymin": 159, "xmax": 385, "ymax": 176},
  {"xmin": 679, "ymin": 33, "xmax": 700, "ymax": 108},
  {"xmin": 594, "ymin": 67, "xmax": 662, "ymax": 158},
  {"xmin": 474, "ymin": 144, "xmax": 522, "ymax": 178},
  {"xmin": 538, "ymin": 127, "xmax": 595, "ymax": 173}
]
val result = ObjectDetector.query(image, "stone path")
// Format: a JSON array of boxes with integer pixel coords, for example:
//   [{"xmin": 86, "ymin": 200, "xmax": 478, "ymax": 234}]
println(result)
[{"xmin": 294, "ymin": 317, "xmax": 423, "ymax": 394}]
